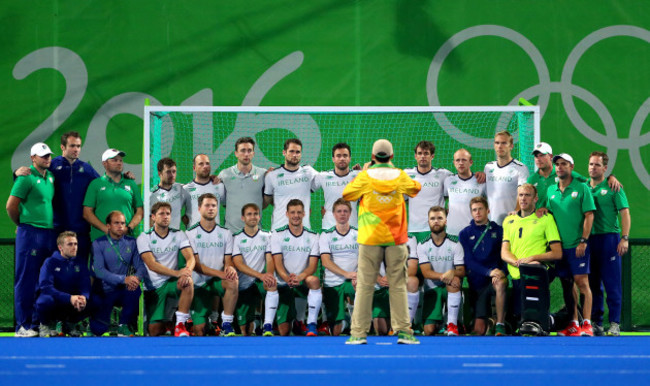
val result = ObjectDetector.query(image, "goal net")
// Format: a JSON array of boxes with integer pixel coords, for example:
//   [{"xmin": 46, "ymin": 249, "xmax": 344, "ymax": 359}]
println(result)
[{"xmin": 143, "ymin": 106, "xmax": 540, "ymax": 232}]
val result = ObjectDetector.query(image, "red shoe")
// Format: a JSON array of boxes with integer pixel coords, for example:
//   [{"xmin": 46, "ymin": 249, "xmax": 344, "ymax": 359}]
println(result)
[
  {"xmin": 317, "ymin": 322, "xmax": 331, "ymax": 336},
  {"xmin": 446, "ymin": 323, "xmax": 459, "ymax": 336},
  {"xmin": 557, "ymin": 321, "xmax": 581, "ymax": 337},
  {"xmin": 292, "ymin": 320, "xmax": 308, "ymax": 336},
  {"xmin": 174, "ymin": 322, "xmax": 190, "ymax": 337},
  {"xmin": 581, "ymin": 320, "xmax": 594, "ymax": 337}
]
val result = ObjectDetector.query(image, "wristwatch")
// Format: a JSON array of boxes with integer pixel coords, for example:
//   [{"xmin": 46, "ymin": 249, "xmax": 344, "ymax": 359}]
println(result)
[
  {"xmin": 622, "ymin": 235, "xmax": 629, "ymax": 241},
  {"xmin": 579, "ymin": 237, "xmax": 588, "ymax": 244}
]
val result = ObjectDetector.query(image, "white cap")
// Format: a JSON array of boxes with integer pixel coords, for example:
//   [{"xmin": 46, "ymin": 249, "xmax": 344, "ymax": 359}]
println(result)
[
  {"xmin": 102, "ymin": 148, "xmax": 126, "ymax": 162},
  {"xmin": 552, "ymin": 153, "xmax": 574, "ymax": 165},
  {"xmin": 372, "ymin": 139, "xmax": 393, "ymax": 159},
  {"xmin": 532, "ymin": 142, "xmax": 552, "ymax": 155},
  {"xmin": 30, "ymin": 142, "xmax": 53, "ymax": 157}
]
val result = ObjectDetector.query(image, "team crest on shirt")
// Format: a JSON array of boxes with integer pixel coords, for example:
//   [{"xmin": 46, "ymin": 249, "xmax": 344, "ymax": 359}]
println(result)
[
  {"xmin": 327, "ymin": 175, "xmax": 333, "ymax": 179},
  {"xmin": 252, "ymin": 175, "xmax": 259, "ymax": 181},
  {"xmin": 451, "ymin": 180, "xmax": 458, "ymax": 185},
  {"xmin": 55, "ymin": 267, "xmax": 60, "ymax": 272},
  {"xmin": 241, "ymin": 239, "xmax": 247, "ymax": 243},
  {"xmin": 571, "ymin": 192, "xmax": 578, "ymax": 199},
  {"xmin": 189, "ymin": 187, "xmax": 197, "ymax": 192},
  {"xmin": 152, "ymin": 240, "xmax": 157, "ymax": 244},
  {"xmin": 56, "ymin": 166, "xmax": 62, "ymax": 170},
  {"xmin": 469, "ymin": 235, "xmax": 475, "ymax": 240},
  {"xmin": 48, "ymin": 177, "xmax": 53, "ymax": 183},
  {"xmin": 79, "ymin": 167, "xmax": 84, "ymax": 173},
  {"xmin": 408, "ymin": 174, "xmax": 415, "ymax": 179},
  {"xmin": 124, "ymin": 186, "xmax": 131, "ymax": 192},
  {"xmin": 508, "ymin": 219, "xmax": 514, "ymax": 224},
  {"xmin": 284, "ymin": 237, "xmax": 290, "ymax": 242},
  {"xmin": 126, "ymin": 247, "xmax": 131, "ymax": 253},
  {"xmin": 600, "ymin": 189, "xmax": 607, "ymax": 196},
  {"xmin": 278, "ymin": 173, "xmax": 284, "ymax": 178},
  {"xmin": 31, "ymin": 249, "xmax": 37, "ymax": 256},
  {"xmin": 196, "ymin": 234, "xmax": 202, "ymax": 239},
  {"xmin": 37, "ymin": 180, "xmax": 41, "ymax": 184},
  {"xmin": 491, "ymin": 232, "xmax": 497, "ymax": 238},
  {"xmin": 551, "ymin": 195, "xmax": 556, "ymax": 200},
  {"xmin": 74, "ymin": 265, "xmax": 80, "ymax": 272},
  {"xmin": 160, "ymin": 193, "xmax": 166, "ymax": 198},
  {"xmin": 533, "ymin": 220, "xmax": 538, "ymax": 224},
  {"xmin": 555, "ymin": 177, "xmax": 560, "ymax": 183},
  {"xmin": 332, "ymin": 237, "xmax": 338, "ymax": 242}
]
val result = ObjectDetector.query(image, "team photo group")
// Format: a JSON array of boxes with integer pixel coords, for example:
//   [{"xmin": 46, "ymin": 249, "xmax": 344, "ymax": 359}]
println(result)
[{"xmin": 8, "ymin": 129, "xmax": 630, "ymax": 344}]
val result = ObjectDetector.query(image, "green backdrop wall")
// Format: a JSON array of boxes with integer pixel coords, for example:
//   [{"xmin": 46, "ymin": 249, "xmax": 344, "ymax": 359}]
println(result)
[{"xmin": 2, "ymin": 1, "xmax": 649, "ymax": 237}]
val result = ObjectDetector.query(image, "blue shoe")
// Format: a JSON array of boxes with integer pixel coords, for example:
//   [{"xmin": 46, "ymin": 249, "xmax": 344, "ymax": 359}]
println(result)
[
  {"xmin": 306, "ymin": 322, "xmax": 317, "ymax": 337},
  {"xmin": 221, "ymin": 322, "xmax": 236, "ymax": 337},
  {"xmin": 263, "ymin": 323, "xmax": 274, "ymax": 337}
]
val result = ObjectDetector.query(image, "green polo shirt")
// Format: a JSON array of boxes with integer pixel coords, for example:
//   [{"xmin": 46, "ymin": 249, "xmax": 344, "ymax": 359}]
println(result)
[
  {"xmin": 9, "ymin": 165, "xmax": 54, "ymax": 228},
  {"xmin": 588, "ymin": 179, "xmax": 629, "ymax": 235},
  {"xmin": 83, "ymin": 174, "xmax": 143, "ymax": 240},
  {"xmin": 528, "ymin": 168, "xmax": 587, "ymax": 209},
  {"xmin": 545, "ymin": 177, "xmax": 596, "ymax": 249}
]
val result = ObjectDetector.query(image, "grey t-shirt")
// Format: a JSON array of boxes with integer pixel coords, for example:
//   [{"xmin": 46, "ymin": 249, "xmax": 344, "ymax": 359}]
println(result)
[{"xmin": 218, "ymin": 164, "xmax": 267, "ymax": 232}]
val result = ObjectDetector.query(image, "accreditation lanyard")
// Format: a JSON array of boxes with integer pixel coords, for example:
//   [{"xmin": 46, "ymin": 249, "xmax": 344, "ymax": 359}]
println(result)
[
  {"xmin": 107, "ymin": 237, "xmax": 129, "ymax": 267},
  {"xmin": 472, "ymin": 223, "xmax": 492, "ymax": 254}
]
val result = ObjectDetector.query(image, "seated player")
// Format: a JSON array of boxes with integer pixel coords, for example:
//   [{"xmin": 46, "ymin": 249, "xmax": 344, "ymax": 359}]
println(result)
[
  {"xmin": 36, "ymin": 231, "xmax": 91, "ymax": 337},
  {"xmin": 320, "ymin": 199, "xmax": 359, "ymax": 336},
  {"xmin": 501, "ymin": 184, "xmax": 562, "ymax": 333},
  {"xmin": 406, "ymin": 234, "xmax": 422, "ymax": 332},
  {"xmin": 372, "ymin": 263, "xmax": 391, "ymax": 335},
  {"xmin": 186, "ymin": 193, "xmax": 238, "ymax": 336},
  {"xmin": 271, "ymin": 199, "xmax": 322, "ymax": 336},
  {"xmin": 418, "ymin": 206, "xmax": 465, "ymax": 336},
  {"xmin": 458, "ymin": 197, "xmax": 507, "ymax": 336},
  {"xmin": 232, "ymin": 203, "xmax": 277, "ymax": 336},
  {"xmin": 90, "ymin": 211, "xmax": 148, "ymax": 337},
  {"xmin": 138, "ymin": 202, "xmax": 195, "ymax": 337}
]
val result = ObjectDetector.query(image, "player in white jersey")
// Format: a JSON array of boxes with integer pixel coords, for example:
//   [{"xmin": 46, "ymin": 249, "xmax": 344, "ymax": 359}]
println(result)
[
  {"xmin": 271, "ymin": 199, "xmax": 321, "ymax": 336},
  {"xmin": 183, "ymin": 154, "xmax": 225, "ymax": 227},
  {"xmin": 404, "ymin": 141, "xmax": 453, "ymax": 239},
  {"xmin": 264, "ymin": 138, "xmax": 318, "ymax": 230},
  {"xmin": 185, "ymin": 193, "xmax": 238, "ymax": 336},
  {"xmin": 417, "ymin": 206, "xmax": 465, "ymax": 336},
  {"xmin": 232, "ymin": 203, "xmax": 278, "ymax": 336},
  {"xmin": 484, "ymin": 130, "xmax": 529, "ymax": 225},
  {"xmin": 445, "ymin": 149, "xmax": 487, "ymax": 237},
  {"xmin": 150, "ymin": 158, "xmax": 190, "ymax": 230},
  {"xmin": 312, "ymin": 143, "xmax": 359, "ymax": 229},
  {"xmin": 137, "ymin": 202, "xmax": 195, "ymax": 337},
  {"xmin": 320, "ymin": 198, "xmax": 359, "ymax": 336}
]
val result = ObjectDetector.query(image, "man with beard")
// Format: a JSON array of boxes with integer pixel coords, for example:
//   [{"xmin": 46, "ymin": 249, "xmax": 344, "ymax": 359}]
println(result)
[
  {"xmin": 417, "ymin": 206, "xmax": 465, "ymax": 336},
  {"xmin": 264, "ymin": 139, "xmax": 318, "ymax": 230},
  {"xmin": 312, "ymin": 143, "xmax": 359, "ymax": 229},
  {"xmin": 150, "ymin": 157, "xmax": 190, "ymax": 230}
]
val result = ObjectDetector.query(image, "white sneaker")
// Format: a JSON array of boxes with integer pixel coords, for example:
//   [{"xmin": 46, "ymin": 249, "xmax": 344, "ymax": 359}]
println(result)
[
  {"xmin": 607, "ymin": 322, "xmax": 621, "ymax": 336},
  {"xmin": 15, "ymin": 326, "xmax": 38, "ymax": 338},
  {"xmin": 39, "ymin": 324, "xmax": 55, "ymax": 337}
]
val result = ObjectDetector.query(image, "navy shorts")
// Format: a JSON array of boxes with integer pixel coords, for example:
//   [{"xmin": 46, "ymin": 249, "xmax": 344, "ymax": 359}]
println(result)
[{"xmin": 556, "ymin": 246, "xmax": 590, "ymax": 278}]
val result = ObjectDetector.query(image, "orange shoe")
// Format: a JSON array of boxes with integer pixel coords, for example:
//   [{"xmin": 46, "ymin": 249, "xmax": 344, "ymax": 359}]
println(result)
[
  {"xmin": 446, "ymin": 323, "xmax": 459, "ymax": 336},
  {"xmin": 174, "ymin": 322, "xmax": 190, "ymax": 337},
  {"xmin": 581, "ymin": 320, "xmax": 594, "ymax": 337},
  {"xmin": 557, "ymin": 321, "xmax": 581, "ymax": 337}
]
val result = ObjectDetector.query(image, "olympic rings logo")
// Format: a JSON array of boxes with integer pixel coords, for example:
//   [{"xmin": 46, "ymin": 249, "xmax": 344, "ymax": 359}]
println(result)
[
  {"xmin": 427, "ymin": 25, "xmax": 650, "ymax": 190},
  {"xmin": 374, "ymin": 191, "xmax": 394, "ymax": 204}
]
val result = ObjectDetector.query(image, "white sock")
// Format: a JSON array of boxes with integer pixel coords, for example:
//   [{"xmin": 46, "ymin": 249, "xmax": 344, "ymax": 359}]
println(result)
[
  {"xmin": 221, "ymin": 312, "xmax": 234, "ymax": 324},
  {"xmin": 295, "ymin": 297, "xmax": 307, "ymax": 322},
  {"xmin": 447, "ymin": 292, "xmax": 462, "ymax": 325},
  {"xmin": 307, "ymin": 289, "xmax": 322, "ymax": 325},
  {"xmin": 264, "ymin": 290, "xmax": 279, "ymax": 325},
  {"xmin": 175, "ymin": 311, "xmax": 190, "ymax": 325},
  {"xmin": 321, "ymin": 304, "xmax": 328, "ymax": 322},
  {"xmin": 408, "ymin": 291, "xmax": 420, "ymax": 323}
]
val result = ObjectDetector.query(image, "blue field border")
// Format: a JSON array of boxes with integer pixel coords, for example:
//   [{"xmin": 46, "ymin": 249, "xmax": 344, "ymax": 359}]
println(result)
[{"xmin": 1, "ymin": 336, "xmax": 649, "ymax": 385}]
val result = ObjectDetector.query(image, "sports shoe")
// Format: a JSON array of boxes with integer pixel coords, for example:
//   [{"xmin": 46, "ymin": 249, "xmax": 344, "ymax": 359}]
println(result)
[
  {"xmin": 306, "ymin": 322, "xmax": 318, "ymax": 337},
  {"xmin": 174, "ymin": 322, "xmax": 190, "ymax": 337},
  {"xmin": 262, "ymin": 323, "xmax": 274, "ymax": 337},
  {"xmin": 317, "ymin": 322, "xmax": 331, "ymax": 336},
  {"xmin": 593, "ymin": 323, "xmax": 605, "ymax": 336},
  {"xmin": 39, "ymin": 323, "xmax": 57, "ymax": 338},
  {"xmin": 345, "ymin": 336, "xmax": 367, "ymax": 345},
  {"xmin": 397, "ymin": 331, "xmax": 420, "ymax": 345},
  {"xmin": 209, "ymin": 319, "xmax": 222, "ymax": 336},
  {"xmin": 446, "ymin": 323, "xmax": 459, "ymax": 336},
  {"xmin": 117, "ymin": 324, "xmax": 135, "ymax": 337},
  {"xmin": 557, "ymin": 321, "xmax": 581, "ymax": 337},
  {"xmin": 580, "ymin": 320, "xmax": 594, "ymax": 337},
  {"xmin": 495, "ymin": 323, "xmax": 507, "ymax": 336},
  {"xmin": 15, "ymin": 326, "xmax": 38, "ymax": 338},
  {"xmin": 607, "ymin": 322, "xmax": 621, "ymax": 336},
  {"xmin": 292, "ymin": 320, "xmax": 308, "ymax": 336},
  {"xmin": 221, "ymin": 322, "xmax": 236, "ymax": 337}
]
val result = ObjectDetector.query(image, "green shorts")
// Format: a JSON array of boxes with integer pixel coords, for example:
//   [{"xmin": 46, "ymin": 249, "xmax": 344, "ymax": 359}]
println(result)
[
  {"xmin": 190, "ymin": 278, "xmax": 226, "ymax": 326},
  {"xmin": 276, "ymin": 284, "xmax": 308, "ymax": 325},
  {"xmin": 236, "ymin": 281, "xmax": 265, "ymax": 326},
  {"xmin": 423, "ymin": 286, "xmax": 447, "ymax": 325},
  {"xmin": 322, "ymin": 281, "xmax": 355, "ymax": 323},
  {"xmin": 144, "ymin": 279, "xmax": 180, "ymax": 323},
  {"xmin": 372, "ymin": 287, "xmax": 390, "ymax": 319}
]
